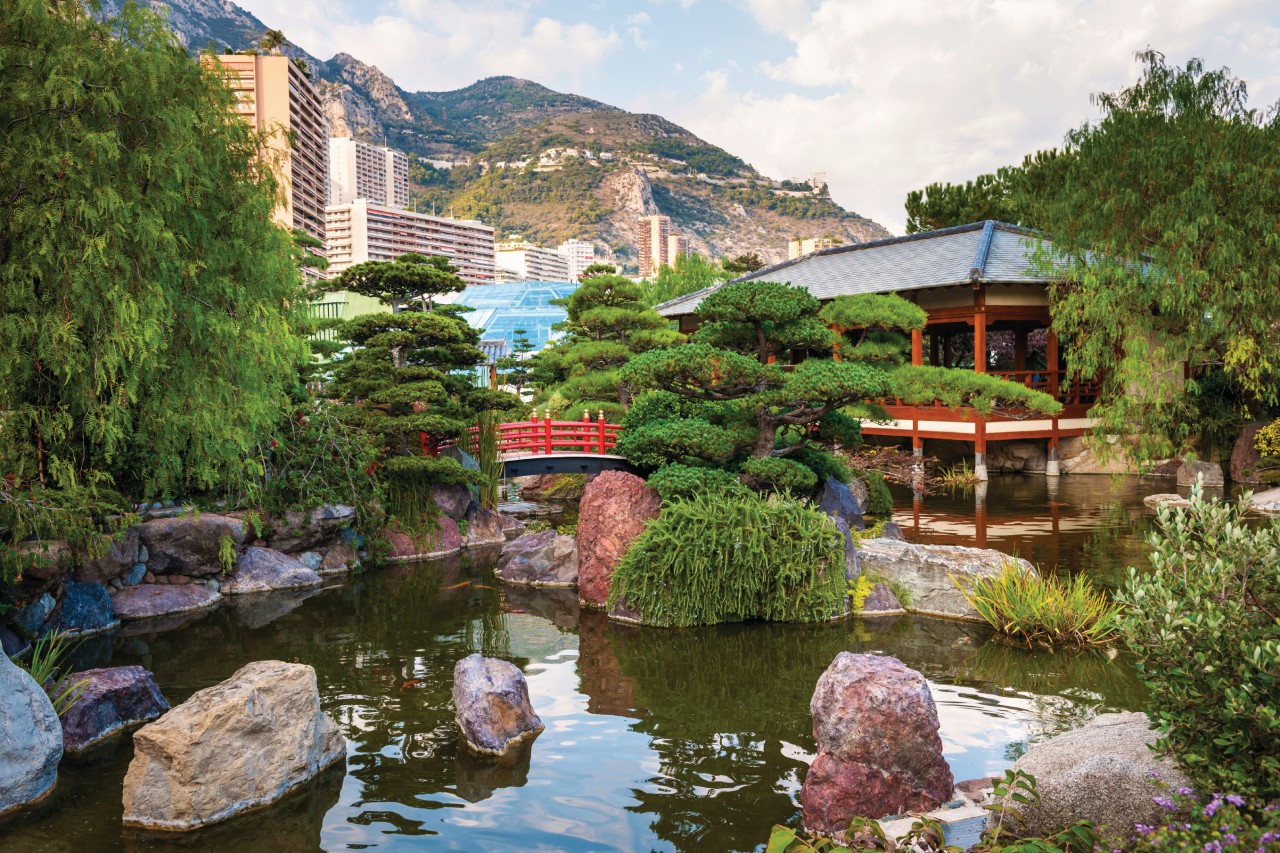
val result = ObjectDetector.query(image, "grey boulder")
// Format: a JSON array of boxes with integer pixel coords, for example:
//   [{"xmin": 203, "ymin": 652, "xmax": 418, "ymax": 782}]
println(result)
[
  {"xmin": 112, "ymin": 584, "xmax": 222, "ymax": 621},
  {"xmin": 267, "ymin": 505, "xmax": 356, "ymax": 553},
  {"xmin": 221, "ymin": 547, "xmax": 323, "ymax": 595},
  {"xmin": 856, "ymin": 538, "xmax": 1035, "ymax": 621},
  {"xmin": 0, "ymin": 651, "xmax": 62, "ymax": 816},
  {"xmin": 996, "ymin": 712, "xmax": 1190, "ymax": 838},
  {"xmin": 453, "ymin": 654, "xmax": 544, "ymax": 757},
  {"xmin": 495, "ymin": 531, "xmax": 579, "ymax": 587},
  {"xmin": 432, "ymin": 482, "xmax": 474, "ymax": 521},
  {"xmin": 463, "ymin": 505, "xmax": 507, "ymax": 548},
  {"xmin": 73, "ymin": 527, "xmax": 140, "ymax": 584},
  {"xmin": 137, "ymin": 514, "xmax": 245, "ymax": 577},
  {"xmin": 817, "ymin": 477, "xmax": 867, "ymax": 530},
  {"xmin": 54, "ymin": 581, "xmax": 118, "ymax": 636},
  {"xmin": 1176, "ymin": 458, "xmax": 1225, "ymax": 488}
]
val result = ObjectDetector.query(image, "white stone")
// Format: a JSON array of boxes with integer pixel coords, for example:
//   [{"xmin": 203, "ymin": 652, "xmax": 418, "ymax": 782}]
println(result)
[
  {"xmin": 856, "ymin": 539, "xmax": 1035, "ymax": 621},
  {"xmin": 0, "ymin": 651, "xmax": 63, "ymax": 816}
]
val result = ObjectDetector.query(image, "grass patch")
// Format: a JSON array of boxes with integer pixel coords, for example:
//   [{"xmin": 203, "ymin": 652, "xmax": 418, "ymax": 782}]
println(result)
[{"xmin": 952, "ymin": 563, "xmax": 1121, "ymax": 649}]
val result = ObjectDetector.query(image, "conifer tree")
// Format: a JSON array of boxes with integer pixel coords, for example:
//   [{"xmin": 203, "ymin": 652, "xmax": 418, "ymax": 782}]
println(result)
[
  {"xmin": 329, "ymin": 253, "xmax": 464, "ymax": 313},
  {"xmin": 496, "ymin": 329, "xmax": 535, "ymax": 397}
]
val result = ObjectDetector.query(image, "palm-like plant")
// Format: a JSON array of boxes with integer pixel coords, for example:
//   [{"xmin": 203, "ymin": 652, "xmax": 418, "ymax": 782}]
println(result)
[{"xmin": 259, "ymin": 29, "xmax": 286, "ymax": 54}]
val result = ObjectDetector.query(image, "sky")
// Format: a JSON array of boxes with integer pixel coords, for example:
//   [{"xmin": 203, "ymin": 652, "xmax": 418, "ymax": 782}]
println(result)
[{"xmin": 235, "ymin": 0, "xmax": 1280, "ymax": 235}]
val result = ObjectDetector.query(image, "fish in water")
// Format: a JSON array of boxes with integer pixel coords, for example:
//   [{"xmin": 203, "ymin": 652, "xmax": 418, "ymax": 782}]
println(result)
[
  {"xmin": 401, "ymin": 678, "xmax": 425, "ymax": 690},
  {"xmin": 444, "ymin": 581, "xmax": 471, "ymax": 590}
]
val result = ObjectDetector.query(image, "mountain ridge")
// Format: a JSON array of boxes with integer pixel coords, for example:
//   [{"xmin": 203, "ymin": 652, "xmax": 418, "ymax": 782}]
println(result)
[{"xmin": 102, "ymin": 0, "xmax": 892, "ymax": 264}]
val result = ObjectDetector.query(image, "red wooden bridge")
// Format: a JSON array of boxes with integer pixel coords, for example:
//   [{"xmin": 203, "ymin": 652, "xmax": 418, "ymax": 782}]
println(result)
[{"xmin": 433, "ymin": 412, "xmax": 633, "ymax": 478}]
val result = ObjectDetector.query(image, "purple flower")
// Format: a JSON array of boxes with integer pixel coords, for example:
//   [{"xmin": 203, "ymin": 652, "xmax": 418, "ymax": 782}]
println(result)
[
  {"xmin": 1177, "ymin": 786, "xmax": 1196, "ymax": 797},
  {"xmin": 1203, "ymin": 842, "xmax": 1221, "ymax": 853},
  {"xmin": 1135, "ymin": 824, "xmax": 1154, "ymax": 836},
  {"xmin": 1225, "ymin": 794, "xmax": 1244, "ymax": 807},
  {"xmin": 1154, "ymin": 796, "xmax": 1177, "ymax": 811},
  {"xmin": 1148, "ymin": 770, "xmax": 1163, "ymax": 779},
  {"xmin": 1224, "ymin": 834, "xmax": 1237, "ymax": 844},
  {"xmin": 1205, "ymin": 796, "xmax": 1221, "ymax": 817}
]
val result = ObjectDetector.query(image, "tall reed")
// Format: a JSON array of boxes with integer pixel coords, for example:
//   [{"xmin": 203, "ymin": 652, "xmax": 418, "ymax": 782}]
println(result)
[
  {"xmin": 952, "ymin": 563, "xmax": 1122, "ymax": 649},
  {"xmin": 473, "ymin": 410, "xmax": 503, "ymax": 511}
]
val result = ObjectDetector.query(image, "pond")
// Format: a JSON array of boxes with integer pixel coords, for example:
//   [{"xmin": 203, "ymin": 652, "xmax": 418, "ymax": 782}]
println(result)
[{"xmin": 0, "ymin": 475, "xmax": 1160, "ymax": 853}]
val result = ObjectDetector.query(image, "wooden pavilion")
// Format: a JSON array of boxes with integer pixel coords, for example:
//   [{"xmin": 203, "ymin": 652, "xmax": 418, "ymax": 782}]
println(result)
[{"xmin": 653, "ymin": 221, "xmax": 1097, "ymax": 480}]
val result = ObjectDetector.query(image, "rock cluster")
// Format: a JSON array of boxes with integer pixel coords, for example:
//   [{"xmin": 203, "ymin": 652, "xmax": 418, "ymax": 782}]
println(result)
[
  {"xmin": 801, "ymin": 653, "xmax": 953, "ymax": 832},
  {"xmin": 452, "ymin": 654, "xmax": 544, "ymax": 757},
  {"xmin": 221, "ymin": 547, "xmax": 323, "ymax": 595},
  {"xmin": 577, "ymin": 471, "xmax": 660, "ymax": 607},
  {"xmin": 122, "ymin": 660, "xmax": 345, "ymax": 831}
]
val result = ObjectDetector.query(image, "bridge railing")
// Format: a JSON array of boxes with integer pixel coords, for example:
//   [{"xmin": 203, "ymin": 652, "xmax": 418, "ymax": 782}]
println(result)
[
  {"xmin": 428, "ymin": 412, "xmax": 622, "ymax": 458},
  {"xmin": 498, "ymin": 412, "xmax": 621, "ymax": 455}
]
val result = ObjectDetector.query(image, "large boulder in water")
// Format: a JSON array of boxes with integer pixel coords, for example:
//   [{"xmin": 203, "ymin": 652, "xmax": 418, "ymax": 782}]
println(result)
[
  {"xmin": 452, "ymin": 654, "xmax": 544, "ymax": 757},
  {"xmin": 577, "ymin": 471, "xmax": 661, "ymax": 607},
  {"xmin": 996, "ymin": 712, "xmax": 1189, "ymax": 838},
  {"xmin": 60, "ymin": 665, "xmax": 169, "ymax": 753},
  {"xmin": 463, "ymin": 506, "xmax": 507, "ymax": 548},
  {"xmin": 1230, "ymin": 421, "xmax": 1268, "ymax": 484},
  {"xmin": 1176, "ymin": 458, "xmax": 1225, "ymax": 488},
  {"xmin": 222, "ymin": 547, "xmax": 323, "ymax": 594},
  {"xmin": 801, "ymin": 653, "xmax": 952, "ymax": 831},
  {"xmin": 495, "ymin": 531, "xmax": 578, "ymax": 587},
  {"xmin": 856, "ymin": 538, "xmax": 1035, "ymax": 621},
  {"xmin": 122, "ymin": 660, "xmax": 345, "ymax": 831},
  {"xmin": 0, "ymin": 651, "xmax": 62, "ymax": 816},
  {"xmin": 137, "ymin": 514, "xmax": 245, "ymax": 577},
  {"xmin": 431, "ymin": 482, "xmax": 474, "ymax": 521}
]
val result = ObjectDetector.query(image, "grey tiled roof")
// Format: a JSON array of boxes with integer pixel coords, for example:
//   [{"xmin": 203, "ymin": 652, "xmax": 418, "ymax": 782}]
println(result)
[{"xmin": 655, "ymin": 221, "xmax": 1053, "ymax": 317}]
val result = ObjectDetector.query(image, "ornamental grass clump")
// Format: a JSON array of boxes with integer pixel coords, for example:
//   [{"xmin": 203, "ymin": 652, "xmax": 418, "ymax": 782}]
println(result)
[
  {"xmin": 608, "ymin": 490, "xmax": 846, "ymax": 627},
  {"xmin": 953, "ymin": 563, "xmax": 1121, "ymax": 649},
  {"xmin": 1117, "ymin": 481, "xmax": 1280, "ymax": 802}
]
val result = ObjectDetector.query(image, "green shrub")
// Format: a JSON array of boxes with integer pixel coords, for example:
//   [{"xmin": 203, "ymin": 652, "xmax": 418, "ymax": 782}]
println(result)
[
  {"xmin": 609, "ymin": 491, "xmax": 846, "ymax": 626},
  {"xmin": 738, "ymin": 457, "xmax": 818, "ymax": 496},
  {"xmin": 789, "ymin": 446, "xmax": 852, "ymax": 487},
  {"xmin": 645, "ymin": 464, "xmax": 748, "ymax": 502},
  {"xmin": 953, "ymin": 563, "xmax": 1122, "ymax": 649},
  {"xmin": 614, "ymin": 418, "xmax": 738, "ymax": 469},
  {"xmin": 1116, "ymin": 482, "xmax": 1280, "ymax": 801},
  {"xmin": 19, "ymin": 631, "xmax": 88, "ymax": 718},
  {"xmin": 861, "ymin": 470, "xmax": 894, "ymax": 517}
]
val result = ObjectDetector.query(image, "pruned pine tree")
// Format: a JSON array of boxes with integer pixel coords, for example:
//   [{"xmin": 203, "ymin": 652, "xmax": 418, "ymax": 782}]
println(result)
[{"xmin": 328, "ymin": 253, "xmax": 465, "ymax": 313}]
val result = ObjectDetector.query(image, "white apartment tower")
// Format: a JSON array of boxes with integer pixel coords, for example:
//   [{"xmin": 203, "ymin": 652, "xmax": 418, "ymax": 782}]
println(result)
[
  {"xmin": 557, "ymin": 239, "xmax": 597, "ymax": 279},
  {"xmin": 329, "ymin": 137, "xmax": 410, "ymax": 209},
  {"xmin": 326, "ymin": 201, "xmax": 496, "ymax": 287}
]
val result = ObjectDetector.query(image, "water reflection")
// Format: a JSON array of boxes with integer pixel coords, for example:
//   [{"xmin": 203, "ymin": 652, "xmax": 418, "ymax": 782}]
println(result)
[{"xmin": 0, "ymin": 478, "xmax": 1154, "ymax": 852}]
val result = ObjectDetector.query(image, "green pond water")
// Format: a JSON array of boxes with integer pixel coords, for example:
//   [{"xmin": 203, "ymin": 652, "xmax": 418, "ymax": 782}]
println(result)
[{"xmin": 0, "ymin": 474, "xmax": 1166, "ymax": 853}]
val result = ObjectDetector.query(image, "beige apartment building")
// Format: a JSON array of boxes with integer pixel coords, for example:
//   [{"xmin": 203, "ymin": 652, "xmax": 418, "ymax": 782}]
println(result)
[
  {"xmin": 637, "ymin": 214, "xmax": 671, "ymax": 277},
  {"xmin": 788, "ymin": 236, "xmax": 842, "ymax": 259},
  {"xmin": 667, "ymin": 233, "xmax": 690, "ymax": 262},
  {"xmin": 329, "ymin": 137, "xmax": 410, "ymax": 209},
  {"xmin": 495, "ymin": 237, "xmax": 571, "ymax": 281},
  {"xmin": 326, "ymin": 200, "xmax": 496, "ymax": 293},
  {"xmin": 208, "ymin": 54, "xmax": 328, "ymax": 244}
]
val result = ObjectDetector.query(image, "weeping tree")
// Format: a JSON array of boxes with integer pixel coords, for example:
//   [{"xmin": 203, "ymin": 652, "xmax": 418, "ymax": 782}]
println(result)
[
  {"xmin": 535, "ymin": 272, "xmax": 683, "ymax": 420},
  {"xmin": 0, "ymin": 0, "xmax": 307, "ymax": 505}
]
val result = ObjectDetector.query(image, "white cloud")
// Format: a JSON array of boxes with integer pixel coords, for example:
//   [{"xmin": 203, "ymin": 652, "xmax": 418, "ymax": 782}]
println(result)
[
  {"xmin": 626, "ymin": 11, "xmax": 654, "ymax": 49},
  {"xmin": 676, "ymin": 0, "xmax": 1280, "ymax": 234},
  {"xmin": 234, "ymin": 0, "xmax": 619, "ymax": 92}
]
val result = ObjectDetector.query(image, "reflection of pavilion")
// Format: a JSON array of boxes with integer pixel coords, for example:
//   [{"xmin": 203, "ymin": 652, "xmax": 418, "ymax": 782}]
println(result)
[{"xmin": 657, "ymin": 221, "xmax": 1098, "ymax": 480}]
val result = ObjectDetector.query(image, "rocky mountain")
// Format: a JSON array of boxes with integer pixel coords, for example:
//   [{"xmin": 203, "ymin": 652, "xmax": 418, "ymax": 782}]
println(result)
[{"xmin": 105, "ymin": 0, "xmax": 892, "ymax": 264}]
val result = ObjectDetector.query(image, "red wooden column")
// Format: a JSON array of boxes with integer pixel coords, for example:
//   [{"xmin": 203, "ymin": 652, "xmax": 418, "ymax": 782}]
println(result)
[
  {"xmin": 597, "ymin": 412, "xmax": 607, "ymax": 454},
  {"xmin": 544, "ymin": 411, "xmax": 553, "ymax": 455},
  {"xmin": 973, "ymin": 286, "xmax": 989, "ymax": 480},
  {"xmin": 1014, "ymin": 326, "xmax": 1028, "ymax": 372},
  {"xmin": 911, "ymin": 328, "xmax": 923, "ymax": 366}
]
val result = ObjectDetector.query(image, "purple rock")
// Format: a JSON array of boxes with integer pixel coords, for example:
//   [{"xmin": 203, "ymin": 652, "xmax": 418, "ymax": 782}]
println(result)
[{"xmin": 60, "ymin": 666, "xmax": 169, "ymax": 753}]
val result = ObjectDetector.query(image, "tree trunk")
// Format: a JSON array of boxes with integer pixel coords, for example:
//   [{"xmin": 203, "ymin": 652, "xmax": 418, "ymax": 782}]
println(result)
[
  {"xmin": 751, "ymin": 413, "xmax": 779, "ymax": 458},
  {"xmin": 756, "ymin": 324, "xmax": 768, "ymax": 364}
]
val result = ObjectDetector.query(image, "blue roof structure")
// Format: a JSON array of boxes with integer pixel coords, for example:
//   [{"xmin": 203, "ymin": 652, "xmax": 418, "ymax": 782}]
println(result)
[{"xmin": 451, "ymin": 280, "xmax": 579, "ymax": 352}]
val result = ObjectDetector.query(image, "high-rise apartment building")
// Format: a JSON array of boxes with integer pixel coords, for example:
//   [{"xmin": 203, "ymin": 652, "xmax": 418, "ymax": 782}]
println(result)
[
  {"xmin": 788, "ymin": 236, "xmax": 841, "ymax": 259},
  {"xmin": 667, "ymin": 234, "xmax": 690, "ymax": 262},
  {"xmin": 557, "ymin": 239, "xmax": 597, "ymax": 279},
  {"xmin": 208, "ymin": 54, "xmax": 328, "ymax": 244},
  {"xmin": 637, "ymin": 214, "xmax": 671, "ymax": 278},
  {"xmin": 495, "ymin": 237, "xmax": 571, "ymax": 282},
  {"xmin": 326, "ymin": 201, "xmax": 496, "ymax": 290},
  {"xmin": 329, "ymin": 137, "xmax": 410, "ymax": 208}
]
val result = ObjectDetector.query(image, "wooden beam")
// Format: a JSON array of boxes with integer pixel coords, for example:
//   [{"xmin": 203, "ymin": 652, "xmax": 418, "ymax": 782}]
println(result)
[
  {"xmin": 911, "ymin": 327, "xmax": 923, "ymax": 366},
  {"xmin": 974, "ymin": 284, "xmax": 987, "ymax": 374}
]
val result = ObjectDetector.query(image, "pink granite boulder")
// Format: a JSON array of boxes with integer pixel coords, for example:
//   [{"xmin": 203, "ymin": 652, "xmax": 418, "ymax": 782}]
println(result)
[
  {"xmin": 60, "ymin": 666, "xmax": 169, "ymax": 753},
  {"xmin": 576, "ymin": 471, "xmax": 660, "ymax": 607}
]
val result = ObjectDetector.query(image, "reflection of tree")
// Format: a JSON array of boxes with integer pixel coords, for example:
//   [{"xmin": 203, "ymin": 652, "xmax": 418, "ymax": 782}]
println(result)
[
  {"xmin": 605, "ymin": 620, "xmax": 847, "ymax": 853},
  {"xmin": 960, "ymin": 641, "xmax": 1148, "ymax": 738}
]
